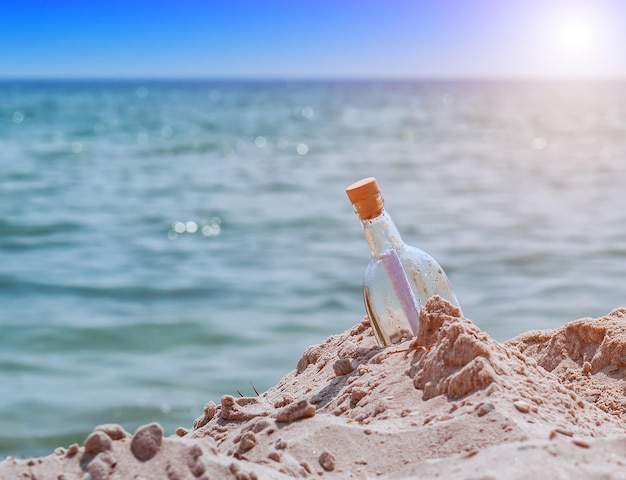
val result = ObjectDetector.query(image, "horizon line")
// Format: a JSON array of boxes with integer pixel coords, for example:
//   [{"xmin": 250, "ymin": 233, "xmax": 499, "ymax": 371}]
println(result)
[{"xmin": 1, "ymin": 74, "xmax": 626, "ymax": 83}]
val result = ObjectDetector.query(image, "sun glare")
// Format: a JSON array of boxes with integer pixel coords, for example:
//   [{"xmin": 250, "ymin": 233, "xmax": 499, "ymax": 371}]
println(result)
[
  {"xmin": 554, "ymin": 15, "xmax": 597, "ymax": 54},
  {"xmin": 534, "ymin": 4, "xmax": 616, "ymax": 77}
]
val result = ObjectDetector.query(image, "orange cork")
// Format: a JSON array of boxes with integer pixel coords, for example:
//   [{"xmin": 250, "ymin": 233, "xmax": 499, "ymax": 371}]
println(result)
[{"xmin": 346, "ymin": 177, "xmax": 384, "ymax": 220}]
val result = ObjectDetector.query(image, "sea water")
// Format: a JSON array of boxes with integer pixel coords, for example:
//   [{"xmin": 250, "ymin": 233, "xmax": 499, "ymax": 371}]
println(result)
[{"xmin": 2, "ymin": 79, "xmax": 626, "ymax": 458}]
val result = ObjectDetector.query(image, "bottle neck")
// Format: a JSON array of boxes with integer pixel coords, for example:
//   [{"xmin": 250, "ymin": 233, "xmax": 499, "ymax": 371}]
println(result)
[{"xmin": 361, "ymin": 209, "xmax": 405, "ymax": 258}]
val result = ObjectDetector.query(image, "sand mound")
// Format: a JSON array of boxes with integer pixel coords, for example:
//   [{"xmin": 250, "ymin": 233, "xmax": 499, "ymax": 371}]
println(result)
[
  {"xmin": 3, "ymin": 297, "xmax": 626, "ymax": 479},
  {"xmin": 508, "ymin": 307, "xmax": 626, "ymax": 421}
]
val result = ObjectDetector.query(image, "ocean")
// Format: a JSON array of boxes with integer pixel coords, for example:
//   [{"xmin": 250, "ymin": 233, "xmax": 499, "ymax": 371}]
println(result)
[{"xmin": 1, "ymin": 79, "xmax": 625, "ymax": 458}]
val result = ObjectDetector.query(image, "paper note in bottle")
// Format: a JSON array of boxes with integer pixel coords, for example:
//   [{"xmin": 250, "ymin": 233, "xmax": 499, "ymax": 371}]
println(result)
[{"xmin": 346, "ymin": 177, "xmax": 462, "ymax": 347}]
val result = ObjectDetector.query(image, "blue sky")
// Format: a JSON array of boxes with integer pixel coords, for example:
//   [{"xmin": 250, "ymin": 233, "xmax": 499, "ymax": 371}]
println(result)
[{"xmin": 1, "ymin": 0, "xmax": 625, "ymax": 79}]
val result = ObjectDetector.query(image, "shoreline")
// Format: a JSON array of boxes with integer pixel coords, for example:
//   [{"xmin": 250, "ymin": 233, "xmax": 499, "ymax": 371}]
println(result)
[{"xmin": 3, "ymin": 296, "xmax": 626, "ymax": 479}]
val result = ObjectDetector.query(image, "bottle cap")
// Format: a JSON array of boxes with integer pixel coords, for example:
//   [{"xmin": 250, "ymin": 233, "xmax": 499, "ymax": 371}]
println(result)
[
  {"xmin": 346, "ymin": 177, "xmax": 380, "ymax": 203},
  {"xmin": 346, "ymin": 177, "xmax": 384, "ymax": 220}
]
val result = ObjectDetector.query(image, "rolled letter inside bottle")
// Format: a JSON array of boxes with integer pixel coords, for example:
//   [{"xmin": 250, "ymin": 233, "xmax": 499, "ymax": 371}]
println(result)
[{"xmin": 380, "ymin": 249, "xmax": 421, "ymax": 335}]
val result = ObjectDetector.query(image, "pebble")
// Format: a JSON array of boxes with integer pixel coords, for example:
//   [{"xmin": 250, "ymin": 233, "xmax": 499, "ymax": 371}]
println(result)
[
  {"xmin": 350, "ymin": 387, "xmax": 368, "ymax": 406},
  {"xmin": 275, "ymin": 399, "xmax": 316, "ymax": 423},
  {"xmin": 185, "ymin": 445, "xmax": 206, "ymax": 477},
  {"xmin": 94, "ymin": 424, "xmax": 127, "ymax": 441},
  {"xmin": 333, "ymin": 358, "xmax": 355, "ymax": 376},
  {"xmin": 267, "ymin": 451, "xmax": 282, "ymax": 462},
  {"xmin": 514, "ymin": 400, "xmax": 531, "ymax": 413},
  {"xmin": 237, "ymin": 432, "xmax": 257, "ymax": 454},
  {"xmin": 65, "ymin": 444, "xmax": 79, "ymax": 457},
  {"xmin": 476, "ymin": 403, "xmax": 495, "ymax": 417},
  {"xmin": 319, "ymin": 451, "xmax": 336, "ymax": 471},
  {"xmin": 572, "ymin": 438, "xmax": 591, "ymax": 448},
  {"xmin": 84, "ymin": 431, "xmax": 112, "ymax": 455},
  {"xmin": 130, "ymin": 423, "xmax": 163, "ymax": 461},
  {"xmin": 464, "ymin": 449, "xmax": 479, "ymax": 458},
  {"xmin": 249, "ymin": 418, "xmax": 271, "ymax": 433}
]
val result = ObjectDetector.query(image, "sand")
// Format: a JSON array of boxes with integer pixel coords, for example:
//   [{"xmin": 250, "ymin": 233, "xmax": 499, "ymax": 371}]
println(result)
[{"xmin": 3, "ymin": 296, "xmax": 626, "ymax": 479}]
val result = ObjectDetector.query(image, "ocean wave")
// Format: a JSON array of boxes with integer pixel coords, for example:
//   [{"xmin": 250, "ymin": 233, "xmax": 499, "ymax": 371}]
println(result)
[
  {"xmin": 0, "ymin": 321, "xmax": 239, "ymax": 354},
  {"xmin": 138, "ymin": 141, "xmax": 221, "ymax": 157},
  {"xmin": 0, "ymin": 277, "xmax": 220, "ymax": 301},
  {"xmin": 0, "ymin": 219, "xmax": 83, "ymax": 238}
]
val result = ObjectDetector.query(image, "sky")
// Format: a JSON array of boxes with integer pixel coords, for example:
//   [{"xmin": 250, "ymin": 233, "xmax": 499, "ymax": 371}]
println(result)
[{"xmin": 1, "ymin": 0, "xmax": 626, "ymax": 79}]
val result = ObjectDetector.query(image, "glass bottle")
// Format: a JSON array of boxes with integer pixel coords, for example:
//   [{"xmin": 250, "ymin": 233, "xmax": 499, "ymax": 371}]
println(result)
[{"xmin": 346, "ymin": 177, "xmax": 462, "ymax": 346}]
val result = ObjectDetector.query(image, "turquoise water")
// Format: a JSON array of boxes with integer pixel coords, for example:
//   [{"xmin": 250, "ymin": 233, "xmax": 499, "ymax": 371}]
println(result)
[{"xmin": 2, "ymin": 79, "xmax": 626, "ymax": 458}]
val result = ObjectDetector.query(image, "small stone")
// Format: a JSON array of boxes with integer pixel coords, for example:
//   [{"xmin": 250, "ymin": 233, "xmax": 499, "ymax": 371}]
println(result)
[
  {"xmin": 130, "ymin": 423, "xmax": 163, "ymax": 461},
  {"xmin": 65, "ymin": 444, "xmax": 80, "ymax": 457},
  {"xmin": 476, "ymin": 403, "xmax": 495, "ymax": 417},
  {"xmin": 186, "ymin": 445, "xmax": 206, "ymax": 477},
  {"xmin": 573, "ymin": 438, "xmax": 591, "ymax": 448},
  {"xmin": 513, "ymin": 400, "xmax": 531, "ymax": 413},
  {"xmin": 318, "ymin": 451, "xmax": 336, "ymax": 471},
  {"xmin": 333, "ymin": 358, "xmax": 354, "ymax": 376},
  {"xmin": 275, "ymin": 399, "xmax": 316, "ymax": 423},
  {"xmin": 250, "ymin": 419, "xmax": 271, "ymax": 433},
  {"xmin": 84, "ymin": 431, "xmax": 112, "ymax": 454},
  {"xmin": 94, "ymin": 424, "xmax": 127, "ymax": 441},
  {"xmin": 464, "ymin": 449, "xmax": 479, "ymax": 458},
  {"xmin": 268, "ymin": 451, "xmax": 282, "ymax": 462},
  {"xmin": 550, "ymin": 428, "xmax": 574, "ymax": 439},
  {"xmin": 175, "ymin": 427, "xmax": 189, "ymax": 437},
  {"xmin": 237, "ymin": 432, "xmax": 257, "ymax": 454},
  {"xmin": 350, "ymin": 387, "xmax": 368, "ymax": 406},
  {"xmin": 275, "ymin": 439, "xmax": 288, "ymax": 450}
]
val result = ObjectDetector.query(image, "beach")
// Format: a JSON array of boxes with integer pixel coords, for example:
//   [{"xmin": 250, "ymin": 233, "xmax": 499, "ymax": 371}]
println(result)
[
  {"xmin": 3, "ymin": 80, "xmax": 626, "ymax": 456},
  {"xmin": 3, "ymin": 296, "xmax": 626, "ymax": 479}
]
